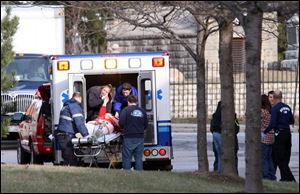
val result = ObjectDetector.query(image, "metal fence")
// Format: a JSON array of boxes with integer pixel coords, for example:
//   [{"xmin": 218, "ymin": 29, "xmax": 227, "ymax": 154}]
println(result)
[{"xmin": 170, "ymin": 61, "xmax": 299, "ymax": 122}]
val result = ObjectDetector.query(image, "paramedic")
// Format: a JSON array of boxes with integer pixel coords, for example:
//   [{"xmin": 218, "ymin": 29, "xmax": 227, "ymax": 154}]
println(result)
[
  {"xmin": 263, "ymin": 90, "xmax": 295, "ymax": 182},
  {"xmin": 113, "ymin": 82, "xmax": 138, "ymax": 118},
  {"xmin": 56, "ymin": 92, "xmax": 89, "ymax": 166},
  {"xmin": 119, "ymin": 95, "xmax": 148, "ymax": 170},
  {"xmin": 87, "ymin": 84, "xmax": 113, "ymax": 121}
]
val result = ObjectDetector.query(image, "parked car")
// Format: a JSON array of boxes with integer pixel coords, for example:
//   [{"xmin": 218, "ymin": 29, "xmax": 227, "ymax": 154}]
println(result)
[{"xmin": 17, "ymin": 84, "xmax": 53, "ymax": 164}]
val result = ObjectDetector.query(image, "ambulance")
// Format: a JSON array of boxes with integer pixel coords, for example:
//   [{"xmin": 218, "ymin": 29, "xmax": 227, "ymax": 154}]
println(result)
[{"xmin": 50, "ymin": 51, "xmax": 173, "ymax": 170}]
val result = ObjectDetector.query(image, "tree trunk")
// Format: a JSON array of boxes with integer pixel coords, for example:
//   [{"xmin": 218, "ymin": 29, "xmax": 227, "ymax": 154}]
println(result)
[
  {"xmin": 196, "ymin": 22, "xmax": 209, "ymax": 172},
  {"xmin": 218, "ymin": 17, "xmax": 237, "ymax": 176},
  {"xmin": 65, "ymin": 6, "xmax": 84, "ymax": 54},
  {"xmin": 243, "ymin": 7, "xmax": 264, "ymax": 193}
]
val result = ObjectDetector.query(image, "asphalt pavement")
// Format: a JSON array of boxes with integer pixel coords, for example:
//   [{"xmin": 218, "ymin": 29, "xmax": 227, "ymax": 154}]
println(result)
[
  {"xmin": 1, "ymin": 123, "xmax": 299, "ymax": 182},
  {"xmin": 171, "ymin": 123, "xmax": 299, "ymax": 133},
  {"xmin": 171, "ymin": 123, "xmax": 299, "ymax": 182}
]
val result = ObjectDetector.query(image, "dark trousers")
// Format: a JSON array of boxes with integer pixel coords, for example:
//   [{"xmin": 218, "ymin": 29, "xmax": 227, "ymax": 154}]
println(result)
[
  {"xmin": 212, "ymin": 133, "xmax": 239, "ymax": 175},
  {"xmin": 273, "ymin": 130, "xmax": 295, "ymax": 182},
  {"xmin": 213, "ymin": 142, "xmax": 218, "ymax": 171},
  {"xmin": 122, "ymin": 138, "xmax": 144, "ymax": 170},
  {"xmin": 261, "ymin": 143, "xmax": 276, "ymax": 180},
  {"xmin": 56, "ymin": 134, "xmax": 78, "ymax": 166},
  {"xmin": 234, "ymin": 135, "xmax": 239, "ymax": 175},
  {"xmin": 271, "ymin": 143, "xmax": 277, "ymax": 173}
]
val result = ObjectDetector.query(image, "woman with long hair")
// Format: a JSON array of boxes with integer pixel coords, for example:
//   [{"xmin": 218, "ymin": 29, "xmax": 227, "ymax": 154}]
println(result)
[{"xmin": 260, "ymin": 94, "xmax": 276, "ymax": 180}]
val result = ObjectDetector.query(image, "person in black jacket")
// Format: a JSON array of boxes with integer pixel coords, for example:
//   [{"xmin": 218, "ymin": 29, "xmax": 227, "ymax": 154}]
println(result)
[
  {"xmin": 56, "ymin": 92, "xmax": 89, "ymax": 166},
  {"xmin": 86, "ymin": 84, "xmax": 113, "ymax": 122},
  {"xmin": 119, "ymin": 95, "xmax": 148, "ymax": 170},
  {"xmin": 210, "ymin": 101, "xmax": 239, "ymax": 174}
]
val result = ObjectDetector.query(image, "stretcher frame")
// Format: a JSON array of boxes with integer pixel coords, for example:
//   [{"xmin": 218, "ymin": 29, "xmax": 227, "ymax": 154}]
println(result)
[{"xmin": 72, "ymin": 133, "xmax": 122, "ymax": 168}]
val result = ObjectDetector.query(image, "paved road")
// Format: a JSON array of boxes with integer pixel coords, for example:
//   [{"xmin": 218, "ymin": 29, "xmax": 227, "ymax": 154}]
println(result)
[
  {"xmin": 171, "ymin": 132, "xmax": 299, "ymax": 182},
  {"xmin": 1, "ymin": 132, "xmax": 299, "ymax": 182}
]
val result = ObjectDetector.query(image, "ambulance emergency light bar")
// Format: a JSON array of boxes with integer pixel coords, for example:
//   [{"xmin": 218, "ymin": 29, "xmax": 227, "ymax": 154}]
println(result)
[
  {"xmin": 55, "ymin": 53, "xmax": 166, "ymax": 71},
  {"xmin": 81, "ymin": 60, "xmax": 93, "ymax": 70},
  {"xmin": 129, "ymin": 58, "xmax": 141, "ymax": 68},
  {"xmin": 57, "ymin": 60, "xmax": 69, "ymax": 70},
  {"xmin": 104, "ymin": 58, "xmax": 117, "ymax": 69},
  {"xmin": 152, "ymin": 57, "xmax": 164, "ymax": 67}
]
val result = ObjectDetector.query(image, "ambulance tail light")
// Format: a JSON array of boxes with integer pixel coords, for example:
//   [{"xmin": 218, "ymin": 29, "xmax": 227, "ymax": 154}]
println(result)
[
  {"xmin": 144, "ymin": 149, "xmax": 151, "ymax": 157},
  {"xmin": 105, "ymin": 58, "xmax": 117, "ymax": 69},
  {"xmin": 151, "ymin": 149, "xmax": 158, "ymax": 156},
  {"xmin": 159, "ymin": 149, "xmax": 166, "ymax": 156},
  {"xmin": 57, "ymin": 61, "xmax": 70, "ymax": 70},
  {"xmin": 152, "ymin": 57, "xmax": 164, "ymax": 67}
]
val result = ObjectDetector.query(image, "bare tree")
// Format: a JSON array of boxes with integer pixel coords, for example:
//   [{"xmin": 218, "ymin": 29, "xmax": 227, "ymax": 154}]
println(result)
[
  {"xmin": 242, "ymin": 4, "xmax": 264, "ymax": 192},
  {"xmin": 64, "ymin": 2, "xmax": 85, "ymax": 54},
  {"xmin": 21, "ymin": 1, "xmax": 108, "ymax": 54},
  {"xmin": 56, "ymin": 1, "xmax": 249, "ymax": 176},
  {"xmin": 99, "ymin": 1, "xmax": 245, "ymax": 175},
  {"xmin": 214, "ymin": 4, "xmax": 237, "ymax": 176},
  {"xmin": 100, "ymin": 1, "xmax": 222, "ymax": 172},
  {"xmin": 222, "ymin": 1, "xmax": 299, "ymax": 192}
]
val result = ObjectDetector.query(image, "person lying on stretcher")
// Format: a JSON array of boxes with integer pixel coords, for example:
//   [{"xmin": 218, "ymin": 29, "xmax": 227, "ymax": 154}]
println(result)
[{"xmin": 86, "ymin": 113, "xmax": 121, "ymax": 139}]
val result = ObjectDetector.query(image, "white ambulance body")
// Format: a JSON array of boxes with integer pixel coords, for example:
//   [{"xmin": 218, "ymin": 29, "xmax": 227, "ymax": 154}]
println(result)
[{"xmin": 50, "ymin": 51, "xmax": 173, "ymax": 170}]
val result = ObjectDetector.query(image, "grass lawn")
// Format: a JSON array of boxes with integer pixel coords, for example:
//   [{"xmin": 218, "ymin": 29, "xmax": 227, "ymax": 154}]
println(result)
[{"xmin": 1, "ymin": 164, "xmax": 299, "ymax": 193}]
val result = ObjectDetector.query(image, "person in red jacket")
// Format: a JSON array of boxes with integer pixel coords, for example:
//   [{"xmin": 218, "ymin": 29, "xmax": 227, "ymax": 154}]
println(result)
[{"xmin": 86, "ymin": 113, "xmax": 120, "ymax": 138}]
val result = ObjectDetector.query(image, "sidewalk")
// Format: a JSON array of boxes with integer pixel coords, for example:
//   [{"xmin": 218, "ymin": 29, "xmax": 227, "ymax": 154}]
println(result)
[{"xmin": 171, "ymin": 123, "xmax": 299, "ymax": 133}]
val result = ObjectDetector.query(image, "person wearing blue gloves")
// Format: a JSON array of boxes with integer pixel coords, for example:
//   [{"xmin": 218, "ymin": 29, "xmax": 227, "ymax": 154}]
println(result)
[{"xmin": 113, "ymin": 82, "xmax": 138, "ymax": 118}]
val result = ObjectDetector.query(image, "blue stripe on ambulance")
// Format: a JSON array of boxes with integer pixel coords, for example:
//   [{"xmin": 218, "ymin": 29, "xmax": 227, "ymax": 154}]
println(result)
[{"xmin": 157, "ymin": 120, "xmax": 172, "ymax": 146}]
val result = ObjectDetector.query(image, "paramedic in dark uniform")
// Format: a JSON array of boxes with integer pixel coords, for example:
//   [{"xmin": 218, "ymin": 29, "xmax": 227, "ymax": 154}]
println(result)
[
  {"xmin": 119, "ymin": 95, "xmax": 148, "ymax": 170},
  {"xmin": 263, "ymin": 90, "xmax": 295, "ymax": 182},
  {"xmin": 56, "ymin": 92, "xmax": 89, "ymax": 166}
]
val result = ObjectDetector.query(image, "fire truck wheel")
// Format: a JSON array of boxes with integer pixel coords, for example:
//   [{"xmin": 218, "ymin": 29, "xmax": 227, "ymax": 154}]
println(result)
[{"xmin": 17, "ymin": 139, "xmax": 30, "ymax": 164}]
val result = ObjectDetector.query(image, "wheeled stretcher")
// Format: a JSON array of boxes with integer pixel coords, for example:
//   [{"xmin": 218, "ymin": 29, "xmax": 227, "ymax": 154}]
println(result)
[{"xmin": 71, "ymin": 132, "xmax": 122, "ymax": 168}]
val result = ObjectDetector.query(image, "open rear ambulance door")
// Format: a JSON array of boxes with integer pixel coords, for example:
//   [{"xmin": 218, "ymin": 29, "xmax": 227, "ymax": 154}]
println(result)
[
  {"xmin": 68, "ymin": 74, "xmax": 87, "ymax": 119},
  {"xmin": 138, "ymin": 71, "xmax": 157, "ymax": 145}
]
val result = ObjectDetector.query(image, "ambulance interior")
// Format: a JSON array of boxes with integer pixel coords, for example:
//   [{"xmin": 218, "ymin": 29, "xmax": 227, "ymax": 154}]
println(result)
[
  {"xmin": 84, "ymin": 73, "xmax": 154, "ymax": 144},
  {"xmin": 85, "ymin": 73, "xmax": 138, "ymax": 100}
]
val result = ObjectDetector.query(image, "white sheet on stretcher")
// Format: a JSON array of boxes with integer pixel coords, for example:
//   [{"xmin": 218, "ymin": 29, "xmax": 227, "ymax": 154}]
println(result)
[
  {"xmin": 83, "ymin": 123, "xmax": 121, "ymax": 144},
  {"xmin": 97, "ymin": 132, "xmax": 121, "ymax": 144}
]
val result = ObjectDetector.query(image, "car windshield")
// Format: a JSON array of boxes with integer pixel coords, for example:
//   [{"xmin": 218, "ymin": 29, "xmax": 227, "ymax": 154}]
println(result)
[{"xmin": 6, "ymin": 57, "xmax": 50, "ymax": 82}]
